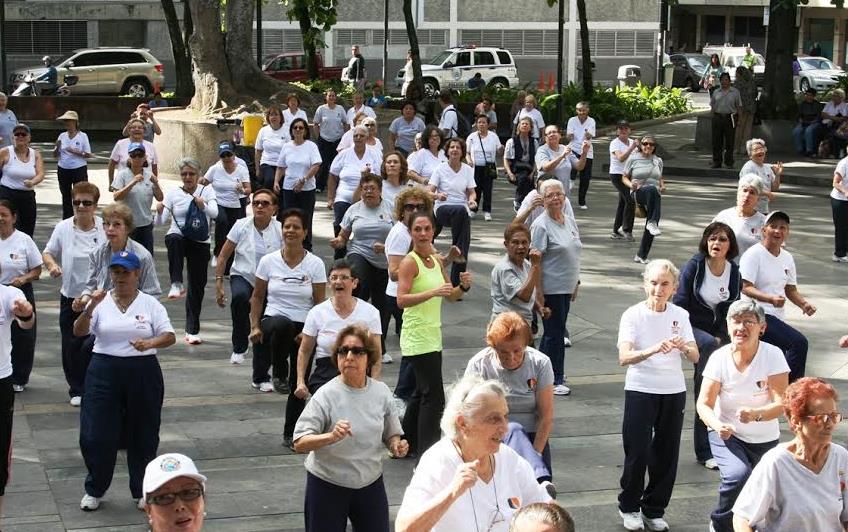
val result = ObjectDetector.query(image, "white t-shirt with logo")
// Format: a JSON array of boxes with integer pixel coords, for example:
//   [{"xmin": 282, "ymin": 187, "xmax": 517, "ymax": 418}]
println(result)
[
  {"xmin": 617, "ymin": 302, "xmax": 695, "ymax": 394},
  {"xmin": 702, "ymin": 342, "xmax": 789, "ymax": 443},
  {"xmin": 90, "ymin": 292, "xmax": 175, "ymax": 357},
  {"xmin": 832, "ymin": 156, "xmax": 848, "ymax": 201},
  {"xmin": 0, "ymin": 230, "xmax": 42, "ymax": 284},
  {"xmin": 466, "ymin": 131, "xmax": 502, "ymax": 166},
  {"xmin": 254, "ymin": 251, "xmax": 326, "ymax": 322},
  {"xmin": 255, "ymin": 125, "xmax": 290, "ymax": 166},
  {"xmin": 713, "ymin": 208, "xmax": 766, "ymax": 260},
  {"xmin": 429, "ymin": 162, "xmax": 476, "ymax": 212},
  {"xmin": 566, "ymin": 115, "xmax": 595, "ymax": 158},
  {"xmin": 384, "ymin": 221, "xmax": 411, "ymax": 298},
  {"xmin": 0, "ymin": 285, "xmax": 25, "ymax": 378},
  {"xmin": 609, "ymin": 137, "xmax": 636, "ymax": 175},
  {"xmin": 44, "ymin": 216, "xmax": 106, "ymax": 298},
  {"xmin": 276, "ymin": 140, "xmax": 322, "ymax": 191},
  {"xmin": 408, "ymin": 149, "xmax": 446, "ymax": 182},
  {"xmin": 302, "ymin": 298, "xmax": 382, "ymax": 360},
  {"xmin": 739, "ymin": 243, "xmax": 797, "ymax": 320},
  {"xmin": 698, "ymin": 260, "xmax": 732, "ymax": 310},
  {"xmin": 329, "ymin": 147, "xmax": 383, "ymax": 204},
  {"xmin": 56, "ymin": 131, "xmax": 91, "ymax": 170},
  {"xmin": 203, "ymin": 164, "xmax": 250, "ymax": 209}
]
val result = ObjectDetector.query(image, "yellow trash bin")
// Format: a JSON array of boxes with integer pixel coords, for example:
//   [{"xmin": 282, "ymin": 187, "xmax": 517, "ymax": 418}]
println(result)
[{"xmin": 241, "ymin": 115, "xmax": 263, "ymax": 147}]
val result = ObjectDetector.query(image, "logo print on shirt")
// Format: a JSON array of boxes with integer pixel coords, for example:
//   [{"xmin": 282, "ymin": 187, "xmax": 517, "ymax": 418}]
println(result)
[
  {"xmin": 527, "ymin": 378, "xmax": 537, "ymax": 391},
  {"xmin": 755, "ymin": 380, "xmax": 767, "ymax": 390},
  {"xmin": 507, "ymin": 497, "xmax": 521, "ymax": 510},
  {"xmin": 671, "ymin": 320, "xmax": 681, "ymax": 336}
]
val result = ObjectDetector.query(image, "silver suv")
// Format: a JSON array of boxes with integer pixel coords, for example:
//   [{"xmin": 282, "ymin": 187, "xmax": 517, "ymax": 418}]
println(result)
[
  {"xmin": 396, "ymin": 46, "xmax": 520, "ymax": 97},
  {"xmin": 11, "ymin": 47, "xmax": 165, "ymax": 97}
]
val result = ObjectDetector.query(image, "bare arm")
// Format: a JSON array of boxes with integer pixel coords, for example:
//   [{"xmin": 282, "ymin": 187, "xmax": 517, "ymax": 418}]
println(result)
[
  {"xmin": 296, "ymin": 334, "xmax": 317, "ymax": 393},
  {"xmin": 785, "ymin": 284, "xmax": 816, "ymax": 315},
  {"xmin": 742, "ymin": 280, "xmax": 784, "ymax": 307},
  {"xmin": 732, "ymin": 515, "xmax": 754, "ymax": 532},
  {"xmin": 388, "ymin": 132, "xmax": 397, "ymax": 152},
  {"xmin": 532, "ymin": 384, "xmax": 554, "ymax": 454},
  {"xmin": 834, "ymin": 172, "xmax": 848, "ymax": 196},
  {"xmin": 108, "ymin": 159, "xmax": 117, "ymax": 188},
  {"xmin": 388, "ymin": 254, "xmax": 404, "ymax": 282},
  {"xmin": 254, "ymin": 149, "xmax": 262, "ymax": 177}
]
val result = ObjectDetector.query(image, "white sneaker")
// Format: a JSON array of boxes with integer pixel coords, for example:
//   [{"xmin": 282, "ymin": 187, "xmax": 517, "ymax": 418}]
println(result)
[
  {"xmin": 619, "ymin": 510, "xmax": 644, "ymax": 530},
  {"xmin": 833, "ymin": 254, "xmax": 848, "ymax": 263},
  {"xmin": 211, "ymin": 256, "xmax": 217, "ymax": 267},
  {"xmin": 252, "ymin": 381, "xmax": 274, "ymax": 393},
  {"xmin": 553, "ymin": 384, "xmax": 571, "ymax": 396},
  {"xmin": 483, "ymin": 212, "xmax": 492, "ymax": 221},
  {"xmin": 468, "ymin": 209, "xmax": 477, "ymax": 219},
  {"xmin": 634, "ymin": 255, "xmax": 649, "ymax": 265},
  {"xmin": 703, "ymin": 458, "xmax": 719, "ymax": 470},
  {"xmin": 382, "ymin": 353, "xmax": 393, "ymax": 364},
  {"xmin": 230, "ymin": 351, "xmax": 246, "ymax": 364},
  {"xmin": 540, "ymin": 480, "xmax": 557, "ymax": 499},
  {"xmin": 167, "ymin": 282, "xmax": 185, "ymax": 299},
  {"xmin": 136, "ymin": 497, "xmax": 146, "ymax": 511},
  {"xmin": 80, "ymin": 493, "xmax": 101, "ymax": 511},
  {"xmin": 579, "ymin": 204, "xmax": 588, "ymax": 210},
  {"xmin": 646, "ymin": 221, "xmax": 661, "ymax": 236},
  {"xmin": 70, "ymin": 396, "xmax": 82, "ymax": 407},
  {"xmin": 184, "ymin": 333, "xmax": 202, "ymax": 345},
  {"xmin": 12, "ymin": 384, "xmax": 24, "ymax": 393},
  {"xmin": 563, "ymin": 337, "xmax": 572, "ymax": 347},
  {"xmin": 641, "ymin": 513, "xmax": 669, "ymax": 531}
]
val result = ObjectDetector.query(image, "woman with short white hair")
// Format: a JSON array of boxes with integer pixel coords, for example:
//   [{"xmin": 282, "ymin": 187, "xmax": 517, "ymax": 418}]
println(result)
[
  {"xmin": 531, "ymin": 178, "xmax": 581, "ymax": 396},
  {"xmin": 616, "ymin": 259, "xmax": 699, "ymax": 532},
  {"xmin": 395, "ymin": 374, "xmax": 551, "ymax": 532},
  {"xmin": 739, "ymin": 139, "xmax": 782, "ymax": 214},
  {"xmin": 713, "ymin": 174, "xmax": 767, "ymax": 259}
]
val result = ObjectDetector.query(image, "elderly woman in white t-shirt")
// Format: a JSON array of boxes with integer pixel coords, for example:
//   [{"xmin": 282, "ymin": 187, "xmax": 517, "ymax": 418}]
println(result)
[
  {"xmin": 739, "ymin": 138, "xmax": 782, "ymax": 214},
  {"xmin": 396, "ymin": 374, "xmax": 551, "ymax": 532},
  {"xmin": 696, "ymin": 299, "xmax": 789, "ymax": 532},
  {"xmin": 254, "ymin": 104, "xmax": 289, "ymax": 190},
  {"xmin": 732, "ymin": 377, "xmax": 848, "ymax": 532},
  {"xmin": 466, "ymin": 114, "xmax": 502, "ymax": 220},
  {"xmin": 407, "ymin": 125, "xmax": 446, "ymax": 186},
  {"xmin": 202, "ymin": 140, "xmax": 251, "ymax": 267},
  {"xmin": 713, "ymin": 174, "xmax": 767, "ymax": 260},
  {"xmin": 830, "ymin": 154, "xmax": 848, "ymax": 262},
  {"xmin": 214, "ymin": 189, "xmax": 281, "ymax": 365},
  {"xmin": 616, "ymin": 259, "xmax": 699, "ymax": 532}
]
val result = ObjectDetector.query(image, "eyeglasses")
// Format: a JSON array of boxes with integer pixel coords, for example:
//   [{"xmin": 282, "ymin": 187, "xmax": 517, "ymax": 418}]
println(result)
[
  {"xmin": 641, "ymin": 142, "xmax": 655, "ymax": 147},
  {"xmin": 146, "ymin": 487, "xmax": 204, "ymax": 507},
  {"xmin": 252, "ymin": 200, "xmax": 272, "ymax": 207},
  {"xmin": 336, "ymin": 346, "xmax": 369, "ymax": 356},
  {"xmin": 72, "ymin": 200, "xmax": 95, "ymax": 207},
  {"xmin": 292, "ymin": 125, "xmax": 305, "ymax": 130},
  {"xmin": 545, "ymin": 192, "xmax": 565, "ymax": 199},
  {"xmin": 403, "ymin": 203, "xmax": 425, "ymax": 211},
  {"xmin": 361, "ymin": 186, "xmax": 378, "ymax": 193},
  {"xmin": 220, "ymin": 152, "xmax": 234, "ymax": 158},
  {"xmin": 708, "ymin": 235, "xmax": 730, "ymax": 242},
  {"xmin": 13, "ymin": 132, "xmax": 28, "ymax": 137},
  {"xmin": 180, "ymin": 172, "xmax": 197, "ymax": 177},
  {"xmin": 329, "ymin": 274, "xmax": 352, "ymax": 282},
  {"xmin": 806, "ymin": 412, "xmax": 843, "ymax": 424},
  {"xmin": 129, "ymin": 152, "xmax": 146, "ymax": 159},
  {"xmin": 364, "ymin": 123, "xmax": 376, "ymax": 128},
  {"xmin": 730, "ymin": 319, "xmax": 760, "ymax": 329},
  {"xmin": 545, "ymin": 131, "xmax": 560, "ymax": 136}
]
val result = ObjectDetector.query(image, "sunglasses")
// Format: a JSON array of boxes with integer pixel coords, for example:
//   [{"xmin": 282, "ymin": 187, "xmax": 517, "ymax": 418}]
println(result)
[
  {"xmin": 180, "ymin": 172, "xmax": 197, "ymax": 177},
  {"xmin": 336, "ymin": 346, "xmax": 369, "ymax": 356},
  {"xmin": 252, "ymin": 200, "xmax": 272, "ymax": 207},
  {"xmin": 403, "ymin": 203, "xmax": 425, "ymax": 211},
  {"xmin": 806, "ymin": 412, "xmax": 844, "ymax": 424},
  {"xmin": 72, "ymin": 200, "xmax": 95, "ymax": 207},
  {"xmin": 641, "ymin": 142, "xmax": 655, "ymax": 147},
  {"xmin": 220, "ymin": 152, "xmax": 234, "ymax": 158},
  {"xmin": 292, "ymin": 125, "xmax": 305, "ymax": 131},
  {"xmin": 129, "ymin": 152, "xmax": 146, "ymax": 159},
  {"xmin": 13, "ymin": 132, "xmax": 28, "ymax": 137}
]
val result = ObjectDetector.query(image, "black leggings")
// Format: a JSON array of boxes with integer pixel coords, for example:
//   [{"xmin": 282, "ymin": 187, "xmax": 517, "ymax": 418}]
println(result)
[
  {"xmin": 57, "ymin": 165, "xmax": 88, "ymax": 219},
  {"xmin": 164, "ymin": 234, "xmax": 210, "ymax": 335},
  {"xmin": 0, "ymin": 186, "xmax": 35, "ymax": 237},
  {"xmin": 348, "ymin": 253, "xmax": 389, "ymax": 354},
  {"xmin": 0, "ymin": 377, "xmax": 13, "ymax": 496},
  {"xmin": 610, "ymin": 173, "xmax": 635, "ymax": 233},
  {"xmin": 473, "ymin": 164, "xmax": 495, "ymax": 213},
  {"xmin": 401, "ymin": 351, "xmax": 444, "ymax": 457}
]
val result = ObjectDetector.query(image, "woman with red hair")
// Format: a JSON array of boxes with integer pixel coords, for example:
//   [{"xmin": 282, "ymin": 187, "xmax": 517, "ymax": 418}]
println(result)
[{"xmin": 732, "ymin": 377, "xmax": 848, "ymax": 531}]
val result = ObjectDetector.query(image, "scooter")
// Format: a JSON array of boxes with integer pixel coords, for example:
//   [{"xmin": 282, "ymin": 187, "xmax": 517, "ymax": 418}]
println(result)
[{"xmin": 12, "ymin": 74, "xmax": 79, "ymax": 96}]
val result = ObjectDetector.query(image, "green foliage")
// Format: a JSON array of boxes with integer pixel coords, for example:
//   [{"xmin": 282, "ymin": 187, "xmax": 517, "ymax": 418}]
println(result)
[
  {"xmin": 281, "ymin": 0, "xmax": 337, "ymax": 49},
  {"xmin": 536, "ymin": 83, "xmax": 691, "ymax": 125},
  {"xmin": 291, "ymin": 79, "xmax": 355, "ymax": 97}
]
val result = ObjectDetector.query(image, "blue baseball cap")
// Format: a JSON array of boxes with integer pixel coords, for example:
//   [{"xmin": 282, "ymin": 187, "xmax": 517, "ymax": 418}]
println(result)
[
  {"xmin": 127, "ymin": 141, "xmax": 146, "ymax": 154},
  {"xmin": 109, "ymin": 250, "xmax": 141, "ymax": 270},
  {"xmin": 218, "ymin": 141, "xmax": 234, "ymax": 156}
]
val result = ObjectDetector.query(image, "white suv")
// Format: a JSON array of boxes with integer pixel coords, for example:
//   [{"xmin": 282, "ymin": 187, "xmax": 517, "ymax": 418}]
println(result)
[{"xmin": 396, "ymin": 46, "xmax": 519, "ymax": 97}]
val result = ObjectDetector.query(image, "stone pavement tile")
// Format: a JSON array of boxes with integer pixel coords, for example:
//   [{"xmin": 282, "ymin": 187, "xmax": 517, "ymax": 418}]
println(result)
[
  {"xmin": 2, "ymin": 488, "xmax": 58, "ymax": 518},
  {"xmin": 2, "ymin": 517, "xmax": 66, "ymax": 532},
  {"xmin": 4, "ymin": 462, "xmax": 49, "ymax": 493}
]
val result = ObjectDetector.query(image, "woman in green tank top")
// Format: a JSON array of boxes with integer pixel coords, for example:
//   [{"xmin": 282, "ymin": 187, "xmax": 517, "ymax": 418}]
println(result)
[{"xmin": 397, "ymin": 211, "xmax": 472, "ymax": 457}]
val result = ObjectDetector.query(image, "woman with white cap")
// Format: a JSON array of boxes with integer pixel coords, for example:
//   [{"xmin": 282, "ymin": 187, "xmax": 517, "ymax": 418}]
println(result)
[
  {"xmin": 143, "ymin": 453, "xmax": 207, "ymax": 532},
  {"xmin": 74, "ymin": 250, "xmax": 176, "ymax": 512},
  {"xmin": 54, "ymin": 110, "xmax": 92, "ymax": 219}
]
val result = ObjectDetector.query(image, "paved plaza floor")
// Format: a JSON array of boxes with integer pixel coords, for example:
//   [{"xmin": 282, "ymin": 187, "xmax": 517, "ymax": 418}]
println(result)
[{"xmin": 4, "ymin": 150, "xmax": 848, "ymax": 531}]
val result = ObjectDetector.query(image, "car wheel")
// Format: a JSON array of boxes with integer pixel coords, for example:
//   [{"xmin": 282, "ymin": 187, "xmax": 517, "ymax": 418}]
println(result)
[
  {"xmin": 123, "ymin": 78, "xmax": 152, "ymax": 98},
  {"xmin": 422, "ymin": 79, "xmax": 439, "ymax": 98},
  {"xmin": 800, "ymin": 78, "xmax": 810, "ymax": 93},
  {"xmin": 687, "ymin": 76, "xmax": 700, "ymax": 92},
  {"xmin": 488, "ymin": 78, "xmax": 509, "ymax": 91}
]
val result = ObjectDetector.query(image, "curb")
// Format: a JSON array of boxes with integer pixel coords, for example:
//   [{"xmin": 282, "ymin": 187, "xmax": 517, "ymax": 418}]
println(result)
[
  {"xmin": 596, "ymin": 108, "xmax": 711, "ymax": 136},
  {"xmin": 660, "ymin": 165, "xmax": 832, "ymax": 189}
]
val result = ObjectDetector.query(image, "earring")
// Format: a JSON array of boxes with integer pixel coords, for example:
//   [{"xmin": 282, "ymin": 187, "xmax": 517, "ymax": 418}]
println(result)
[{"xmin": 203, "ymin": 511, "xmax": 208, "ymax": 517}]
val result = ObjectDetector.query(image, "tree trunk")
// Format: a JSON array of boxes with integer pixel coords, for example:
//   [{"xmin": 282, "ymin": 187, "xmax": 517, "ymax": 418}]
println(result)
[
  {"xmin": 576, "ymin": 0, "xmax": 592, "ymax": 98},
  {"xmin": 225, "ymin": 0, "xmax": 284, "ymax": 95},
  {"xmin": 403, "ymin": 0, "xmax": 424, "ymax": 101},
  {"xmin": 293, "ymin": 1, "xmax": 320, "ymax": 80},
  {"xmin": 186, "ymin": 0, "xmax": 235, "ymax": 113},
  {"xmin": 160, "ymin": 0, "xmax": 194, "ymax": 97},
  {"xmin": 761, "ymin": 0, "xmax": 796, "ymax": 119}
]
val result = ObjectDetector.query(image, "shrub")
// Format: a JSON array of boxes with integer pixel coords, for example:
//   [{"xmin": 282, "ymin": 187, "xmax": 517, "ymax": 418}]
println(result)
[{"xmin": 291, "ymin": 79, "xmax": 356, "ymax": 98}]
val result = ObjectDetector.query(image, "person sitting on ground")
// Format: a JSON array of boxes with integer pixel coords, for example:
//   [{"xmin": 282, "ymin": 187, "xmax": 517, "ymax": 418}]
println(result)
[
  {"xmin": 367, "ymin": 84, "xmax": 387, "ymax": 108},
  {"xmin": 467, "ymin": 72, "xmax": 486, "ymax": 91},
  {"xmin": 732, "ymin": 377, "xmax": 848, "ymax": 532},
  {"xmin": 739, "ymin": 139, "xmax": 782, "ymax": 214},
  {"xmin": 696, "ymin": 300, "xmax": 789, "ymax": 532},
  {"xmin": 739, "ymin": 210, "xmax": 816, "ymax": 382},
  {"xmin": 793, "ymin": 88, "xmax": 823, "ymax": 158},
  {"xmin": 395, "ymin": 375, "xmax": 551, "ymax": 532},
  {"xmin": 143, "ymin": 453, "xmax": 206, "ymax": 532},
  {"xmin": 465, "ymin": 312, "xmax": 556, "ymax": 497},
  {"xmin": 509, "ymin": 503, "xmax": 575, "ymax": 532},
  {"xmin": 713, "ymin": 175, "xmax": 766, "ymax": 260}
]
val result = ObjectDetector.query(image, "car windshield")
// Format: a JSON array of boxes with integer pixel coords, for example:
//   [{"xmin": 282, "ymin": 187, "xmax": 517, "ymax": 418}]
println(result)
[
  {"xmin": 427, "ymin": 51, "xmax": 453, "ymax": 66},
  {"xmin": 687, "ymin": 56, "xmax": 709, "ymax": 70},
  {"xmin": 53, "ymin": 55, "xmax": 71, "ymax": 67},
  {"xmin": 800, "ymin": 58, "xmax": 837, "ymax": 70}
]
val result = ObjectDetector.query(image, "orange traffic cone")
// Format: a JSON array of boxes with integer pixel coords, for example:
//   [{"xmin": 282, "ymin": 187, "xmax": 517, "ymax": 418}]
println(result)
[
  {"xmin": 538, "ymin": 72, "xmax": 546, "ymax": 92},
  {"xmin": 548, "ymin": 72, "xmax": 555, "ymax": 93}
]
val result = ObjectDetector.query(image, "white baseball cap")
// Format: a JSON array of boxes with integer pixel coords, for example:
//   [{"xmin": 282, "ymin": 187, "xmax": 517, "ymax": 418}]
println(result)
[{"xmin": 143, "ymin": 453, "xmax": 207, "ymax": 499}]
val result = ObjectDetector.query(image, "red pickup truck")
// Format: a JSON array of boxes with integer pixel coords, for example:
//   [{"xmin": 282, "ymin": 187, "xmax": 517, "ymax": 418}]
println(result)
[{"xmin": 262, "ymin": 52, "xmax": 344, "ymax": 82}]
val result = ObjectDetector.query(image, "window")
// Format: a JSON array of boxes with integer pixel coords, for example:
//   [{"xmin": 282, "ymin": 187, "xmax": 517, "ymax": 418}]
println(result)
[
  {"xmin": 455, "ymin": 52, "xmax": 471, "ymax": 67},
  {"xmin": 474, "ymin": 51, "xmax": 495, "ymax": 66},
  {"xmin": 68, "ymin": 53, "xmax": 106, "ymax": 67},
  {"xmin": 496, "ymin": 51, "xmax": 511, "ymax": 65},
  {"xmin": 4, "ymin": 21, "xmax": 87, "ymax": 54}
]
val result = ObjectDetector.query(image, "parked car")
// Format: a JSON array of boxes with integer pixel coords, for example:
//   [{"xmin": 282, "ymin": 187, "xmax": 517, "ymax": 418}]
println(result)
[
  {"xmin": 261, "ymin": 52, "xmax": 344, "ymax": 82},
  {"xmin": 395, "ymin": 45, "xmax": 520, "ymax": 97},
  {"xmin": 10, "ymin": 48, "xmax": 164, "ymax": 97},
  {"xmin": 797, "ymin": 56, "xmax": 844, "ymax": 92},
  {"xmin": 669, "ymin": 53, "xmax": 709, "ymax": 91}
]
